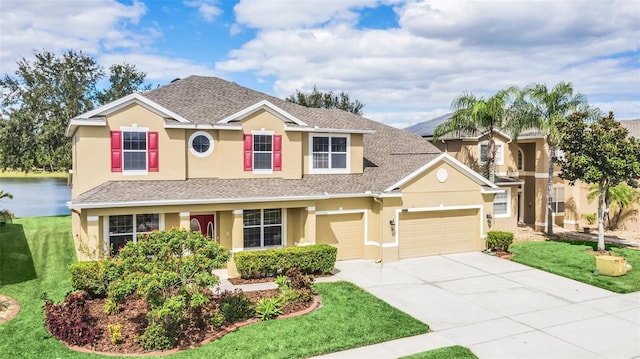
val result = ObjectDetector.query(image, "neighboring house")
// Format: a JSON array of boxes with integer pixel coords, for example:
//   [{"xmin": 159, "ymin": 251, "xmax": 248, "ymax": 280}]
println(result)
[
  {"xmin": 66, "ymin": 76, "xmax": 501, "ymax": 273},
  {"xmin": 406, "ymin": 115, "xmax": 640, "ymax": 233}
]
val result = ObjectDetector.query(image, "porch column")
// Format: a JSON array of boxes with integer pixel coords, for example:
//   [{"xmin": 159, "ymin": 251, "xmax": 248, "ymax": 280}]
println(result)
[
  {"xmin": 86, "ymin": 215, "xmax": 101, "ymax": 260},
  {"xmin": 300, "ymin": 206, "xmax": 316, "ymax": 246},
  {"xmin": 231, "ymin": 210, "xmax": 244, "ymax": 252},
  {"xmin": 179, "ymin": 212, "xmax": 190, "ymax": 230}
]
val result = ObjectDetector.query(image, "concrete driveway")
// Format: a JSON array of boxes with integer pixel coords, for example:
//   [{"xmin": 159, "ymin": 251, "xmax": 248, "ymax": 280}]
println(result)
[{"xmin": 315, "ymin": 252, "xmax": 640, "ymax": 359}]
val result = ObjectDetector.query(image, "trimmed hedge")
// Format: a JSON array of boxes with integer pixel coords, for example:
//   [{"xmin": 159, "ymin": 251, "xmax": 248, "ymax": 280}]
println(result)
[
  {"xmin": 234, "ymin": 244, "xmax": 337, "ymax": 278},
  {"xmin": 69, "ymin": 259, "xmax": 122, "ymax": 297},
  {"xmin": 486, "ymin": 231, "xmax": 514, "ymax": 252}
]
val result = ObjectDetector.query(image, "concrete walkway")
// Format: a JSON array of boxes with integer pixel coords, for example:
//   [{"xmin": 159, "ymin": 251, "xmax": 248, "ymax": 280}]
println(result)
[{"xmin": 313, "ymin": 252, "xmax": 640, "ymax": 359}]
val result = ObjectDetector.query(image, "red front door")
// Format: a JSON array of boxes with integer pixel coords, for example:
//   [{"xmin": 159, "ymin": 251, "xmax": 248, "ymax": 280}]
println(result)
[{"xmin": 190, "ymin": 214, "xmax": 215, "ymax": 239}]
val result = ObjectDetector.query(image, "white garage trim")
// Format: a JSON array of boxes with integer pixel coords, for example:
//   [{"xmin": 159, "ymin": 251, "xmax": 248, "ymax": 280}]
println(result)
[
  {"xmin": 388, "ymin": 205, "xmax": 485, "ymax": 248},
  {"xmin": 316, "ymin": 209, "xmax": 377, "ymax": 246}
]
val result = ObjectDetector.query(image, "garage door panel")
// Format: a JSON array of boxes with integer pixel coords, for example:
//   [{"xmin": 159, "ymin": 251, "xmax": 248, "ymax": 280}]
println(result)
[
  {"xmin": 399, "ymin": 209, "xmax": 479, "ymax": 259},
  {"xmin": 317, "ymin": 213, "xmax": 363, "ymax": 260}
]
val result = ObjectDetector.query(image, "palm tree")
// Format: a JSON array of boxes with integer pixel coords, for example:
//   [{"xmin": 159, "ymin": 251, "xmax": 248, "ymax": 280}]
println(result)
[
  {"xmin": 0, "ymin": 190, "xmax": 13, "ymax": 201},
  {"xmin": 587, "ymin": 183, "xmax": 640, "ymax": 230},
  {"xmin": 433, "ymin": 89, "xmax": 517, "ymax": 183},
  {"xmin": 515, "ymin": 82, "xmax": 588, "ymax": 236}
]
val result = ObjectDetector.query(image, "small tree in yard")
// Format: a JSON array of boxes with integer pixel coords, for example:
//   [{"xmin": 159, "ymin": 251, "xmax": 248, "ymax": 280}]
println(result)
[
  {"xmin": 556, "ymin": 111, "xmax": 640, "ymax": 251},
  {"xmin": 108, "ymin": 228, "xmax": 230, "ymax": 350}
]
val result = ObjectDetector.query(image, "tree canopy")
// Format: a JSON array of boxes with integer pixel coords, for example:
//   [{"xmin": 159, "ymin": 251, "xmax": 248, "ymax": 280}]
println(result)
[
  {"xmin": 0, "ymin": 50, "xmax": 150, "ymax": 172},
  {"xmin": 556, "ymin": 111, "xmax": 640, "ymax": 251},
  {"xmin": 286, "ymin": 86, "xmax": 364, "ymax": 115}
]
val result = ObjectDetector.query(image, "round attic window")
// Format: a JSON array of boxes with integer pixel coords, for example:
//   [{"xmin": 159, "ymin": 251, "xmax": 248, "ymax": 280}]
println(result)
[
  {"xmin": 189, "ymin": 131, "xmax": 214, "ymax": 157},
  {"xmin": 436, "ymin": 168, "xmax": 448, "ymax": 183}
]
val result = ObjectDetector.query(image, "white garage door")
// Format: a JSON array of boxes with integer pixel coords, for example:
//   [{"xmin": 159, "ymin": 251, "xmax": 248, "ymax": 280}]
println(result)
[
  {"xmin": 316, "ymin": 213, "xmax": 363, "ymax": 260},
  {"xmin": 398, "ymin": 209, "xmax": 479, "ymax": 259}
]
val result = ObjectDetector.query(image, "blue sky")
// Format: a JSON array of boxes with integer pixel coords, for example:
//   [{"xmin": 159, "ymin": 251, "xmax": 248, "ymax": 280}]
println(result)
[{"xmin": 1, "ymin": 0, "xmax": 639, "ymax": 127}]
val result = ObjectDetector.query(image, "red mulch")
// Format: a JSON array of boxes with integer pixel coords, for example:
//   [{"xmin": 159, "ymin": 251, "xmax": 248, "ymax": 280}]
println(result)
[{"xmin": 73, "ymin": 289, "xmax": 313, "ymax": 355}]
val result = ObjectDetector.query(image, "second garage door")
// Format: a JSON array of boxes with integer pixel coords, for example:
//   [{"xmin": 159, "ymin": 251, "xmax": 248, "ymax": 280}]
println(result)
[
  {"xmin": 316, "ymin": 212, "xmax": 363, "ymax": 260},
  {"xmin": 398, "ymin": 208, "xmax": 479, "ymax": 259}
]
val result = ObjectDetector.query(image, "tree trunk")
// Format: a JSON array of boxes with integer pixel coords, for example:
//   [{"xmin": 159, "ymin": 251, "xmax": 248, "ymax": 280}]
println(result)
[
  {"xmin": 547, "ymin": 142, "xmax": 554, "ymax": 236},
  {"xmin": 488, "ymin": 138, "xmax": 496, "ymax": 183},
  {"xmin": 597, "ymin": 184, "xmax": 606, "ymax": 251}
]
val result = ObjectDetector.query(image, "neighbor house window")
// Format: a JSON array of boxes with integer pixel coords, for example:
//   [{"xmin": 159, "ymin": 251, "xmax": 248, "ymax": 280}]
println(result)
[
  {"xmin": 108, "ymin": 214, "xmax": 159, "ymax": 256},
  {"xmin": 517, "ymin": 149, "xmax": 524, "ymax": 170},
  {"xmin": 189, "ymin": 131, "xmax": 214, "ymax": 157},
  {"xmin": 110, "ymin": 128, "xmax": 159, "ymax": 173},
  {"xmin": 552, "ymin": 187, "xmax": 565, "ymax": 213},
  {"xmin": 243, "ymin": 209, "xmax": 283, "ymax": 249},
  {"xmin": 479, "ymin": 141, "xmax": 504, "ymax": 165},
  {"xmin": 494, "ymin": 188, "xmax": 510, "ymax": 217},
  {"xmin": 310, "ymin": 134, "xmax": 349, "ymax": 173},
  {"xmin": 243, "ymin": 132, "xmax": 282, "ymax": 172}
]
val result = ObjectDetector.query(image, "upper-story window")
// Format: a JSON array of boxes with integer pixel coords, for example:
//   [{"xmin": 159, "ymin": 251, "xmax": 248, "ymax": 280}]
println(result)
[
  {"xmin": 111, "ymin": 128, "xmax": 159, "ymax": 174},
  {"xmin": 189, "ymin": 131, "xmax": 214, "ymax": 157},
  {"xmin": 479, "ymin": 141, "xmax": 504, "ymax": 165},
  {"xmin": 244, "ymin": 132, "xmax": 282, "ymax": 173},
  {"xmin": 517, "ymin": 149, "xmax": 524, "ymax": 170},
  {"xmin": 309, "ymin": 134, "xmax": 350, "ymax": 174}
]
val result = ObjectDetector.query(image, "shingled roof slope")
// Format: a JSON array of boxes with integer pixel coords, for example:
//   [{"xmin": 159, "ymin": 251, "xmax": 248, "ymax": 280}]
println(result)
[
  {"xmin": 72, "ymin": 76, "xmax": 443, "ymax": 206},
  {"xmin": 619, "ymin": 119, "xmax": 640, "ymax": 138}
]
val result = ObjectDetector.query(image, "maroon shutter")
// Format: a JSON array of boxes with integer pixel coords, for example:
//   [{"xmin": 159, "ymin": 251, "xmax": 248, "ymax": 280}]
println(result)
[
  {"xmin": 111, "ymin": 131, "xmax": 122, "ymax": 172},
  {"xmin": 244, "ymin": 134, "xmax": 252, "ymax": 171},
  {"xmin": 148, "ymin": 131, "xmax": 159, "ymax": 172},
  {"xmin": 273, "ymin": 134, "xmax": 282, "ymax": 171}
]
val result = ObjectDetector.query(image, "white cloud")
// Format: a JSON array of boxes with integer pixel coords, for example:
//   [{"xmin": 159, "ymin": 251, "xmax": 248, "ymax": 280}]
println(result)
[
  {"xmin": 217, "ymin": 0, "xmax": 640, "ymax": 125},
  {"xmin": 183, "ymin": 0, "xmax": 223, "ymax": 22},
  {"xmin": 99, "ymin": 53, "xmax": 218, "ymax": 82},
  {"xmin": 0, "ymin": 0, "xmax": 152, "ymax": 73}
]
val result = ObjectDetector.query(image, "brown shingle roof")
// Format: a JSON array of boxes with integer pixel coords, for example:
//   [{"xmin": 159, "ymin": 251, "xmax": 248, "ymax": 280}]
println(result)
[
  {"xmin": 619, "ymin": 119, "xmax": 640, "ymax": 138},
  {"xmin": 71, "ymin": 76, "xmax": 442, "ymax": 207}
]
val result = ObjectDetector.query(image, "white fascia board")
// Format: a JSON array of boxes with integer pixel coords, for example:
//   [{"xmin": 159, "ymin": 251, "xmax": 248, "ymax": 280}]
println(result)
[
  {"xmin": 495, "ymin": 180, "xmax": 524, "ymax": 186},
  {"xmin": 75, "ymin": 93, "xmax": 190, "ymax": 123},
  {"xmin": 481, "ymin": 187, "xmax": 506, "ymax": 194},
  {"xmin": 65, "ymin": 118, "xmax": 107, "ymax": 136},
  {"xmin": 217, "ymin": 100, "xmax": 307, "ymax": 126},
  {"xmin": 284, "ymin": 125, "xmax": 375, "ymax": 134},
  {"xmin": 163, "ymin": 123, "xmax": 243, "ymax": 130},
  {"xmin": 384, "ymin": 152, "xmax": 500, "ymax": 192}
]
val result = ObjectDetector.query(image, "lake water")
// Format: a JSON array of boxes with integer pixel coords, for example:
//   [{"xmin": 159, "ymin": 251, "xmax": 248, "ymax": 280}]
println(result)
[{"xmin": 0, "ymin": 177, "xmax": 71, "ymax": 218}]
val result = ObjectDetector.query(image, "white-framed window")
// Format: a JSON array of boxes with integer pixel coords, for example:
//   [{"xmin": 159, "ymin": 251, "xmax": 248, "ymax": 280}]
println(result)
[
  {"xmin": 106, "ymin": 213, "xmax": 160, "ymax": 256},
  {"xmin": 189, "ymin": 131, "xmax": 214, "ymax": 157},
  {"xmin": 493, "ymin": 188, "xmax": 510, "ymax": 217},
  {"xmin": 309, "ymin": 134, "xmax": 350, "ymax": 173},
  {"xmin": 517, "ymin": 149, "xmax": 524, "ymax": 170},
  {"xmin": 552, "ymin": 187, "xmax": 565, "ymax": 214},
  {"xmin": 479, "ymin": 141, "xmax": 504, "ymax": 165},
  {"xmin": 243, "ymin": 208, "xmax": 283, "ymax": 249},
  {"xmin": 253, "ymin": 132, "xmax": 273, "ymax": 173},
  {"xmin": 123, "ymin": 131, "xmax": 147, "ymax": 171}
]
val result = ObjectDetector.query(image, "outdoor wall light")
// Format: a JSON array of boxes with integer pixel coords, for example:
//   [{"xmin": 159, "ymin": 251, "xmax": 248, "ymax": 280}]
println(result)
[
  {"xmin": 389, "ymin": 219, "xmax": 395, "ymax": 227},
  {"xmin": 486, "ymin": 214, "xmax": 493, "ymax": 220}
]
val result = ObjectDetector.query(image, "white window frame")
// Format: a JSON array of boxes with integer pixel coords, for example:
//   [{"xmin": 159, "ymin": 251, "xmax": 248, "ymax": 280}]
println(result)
[
  {"xmin": 121, "ymin": 126, "xmax": 149, "ymax": 175},
  {"xmin": 479, "ymin": 140, "xmax": 504, "ymax": 166},
  {"xmin": 552, "ymin": 187, "xmax": 565, "ymax": 214},
  {"xmin": 252, "ymin": 130, "xmax": 274, "ymax": 174},
  {"xmin": 104, "ymin": 213, "xmax": 164, "ymax": 256},
  {"xmin": 309, "ymin": 133, "xmax": 351, "ymax": 174},
  {"xmin": 188, "ymin": 131, "xmax": 214, "ymax": 157},
  {"xmin": 493, "ymin": 187, "xmax": 511, "ymax": 218},
  {"xmin": 517, "ymin": 148, "xmax": 524, "ymax": 170},
  {"xmin": 242, "ymin": 208, "xmax": 286, "ymax": 250}
]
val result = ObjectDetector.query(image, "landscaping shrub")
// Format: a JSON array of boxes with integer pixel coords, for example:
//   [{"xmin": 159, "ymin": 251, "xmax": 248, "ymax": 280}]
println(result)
[
  {"xmin": 107, "ymin": 324, "xmax": 123, "ymax": 345},
  {"xmin": 234, "ymin": 244, "xmax": 337, "ymax": 278},
  {"xmin": 137, "ymin": 324, "xmax": 176, "ymax": 351},
  {"xmin": 255, "ymin": 297, "xmax": 283, "ymax": 321},
  {"xmin": 486, "ymin": 231, "xmax": 514, "ymax": 252},
  {"xmin": 43, "ymin": 292, "xmax": 101, "ymax": 346},
  {"xmin": 69, "ymin": 259, "xmax": 122, "ymax": 298},
  {"xmin": 219, "ymin": 289, "xmax": 255, "ymax": 323}
]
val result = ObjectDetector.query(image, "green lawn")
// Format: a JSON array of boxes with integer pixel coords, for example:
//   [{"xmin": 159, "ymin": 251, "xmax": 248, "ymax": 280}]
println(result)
[
  {"xmin": 510, "ymin": 240, "xmax": 640, "ymax": 293},
  {"xmin": 401, "ymin": 345, "xmax": 478, "ymax": 359},
  {"xmin": 0, "ymin": 216, "xmax": 428, "ymax": 358}
]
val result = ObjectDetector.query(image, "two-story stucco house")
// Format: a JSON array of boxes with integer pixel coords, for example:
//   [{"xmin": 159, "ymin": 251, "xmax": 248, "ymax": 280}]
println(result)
[
  {"xmin": 406, "ymin": 115, "xmax": 640, "ymax": 233},
  {"xmin": 66, "ymin": 76, "xmax": 502, "ymax": 270}
]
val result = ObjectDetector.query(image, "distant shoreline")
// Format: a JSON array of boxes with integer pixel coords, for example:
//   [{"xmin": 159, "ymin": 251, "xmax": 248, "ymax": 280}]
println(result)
[{"xmin": 0, "ymin": 171, "xmax": 67, "ymax": 179}]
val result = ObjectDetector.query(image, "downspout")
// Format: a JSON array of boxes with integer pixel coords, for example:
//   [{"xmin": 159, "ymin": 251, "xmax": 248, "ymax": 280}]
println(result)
[{"xmin": 373, "ymin": 196, "xmax": 384, "ymax": 263}]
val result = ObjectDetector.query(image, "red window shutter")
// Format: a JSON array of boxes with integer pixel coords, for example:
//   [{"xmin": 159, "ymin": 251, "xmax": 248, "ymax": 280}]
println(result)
[
  {"xmin": 110, "ymin": 131, "xmax": 122, "ymax": 172},
  {"xmin": 273, "ymin": 134, "xmax": 282, "ymax": 171},
  {"xmin": 244, "ymin": 134, "xmax": 252, "ymax": 171},
  {"xmin": 148, "ymin": 131, "xmax": 159, "ymax": 172}
]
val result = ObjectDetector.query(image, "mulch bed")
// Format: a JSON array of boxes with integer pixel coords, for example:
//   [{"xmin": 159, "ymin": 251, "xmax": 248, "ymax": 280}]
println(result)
[
  {"xmin": 228, "ymin": 273, "xmax": 333, "ymax": 285},
  {"xmin": 69, "ymin": 289, "xmax": 315, "ymax": 356}
]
